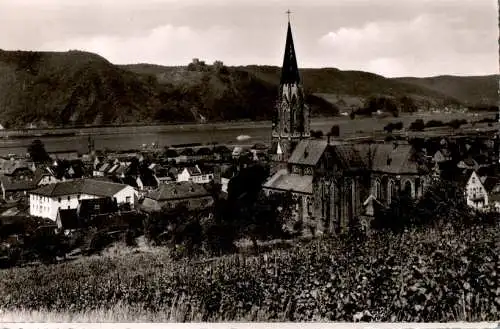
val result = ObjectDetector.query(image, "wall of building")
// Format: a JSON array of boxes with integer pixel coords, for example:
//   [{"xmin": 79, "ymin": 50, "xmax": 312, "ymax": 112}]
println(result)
[
  {"xmin": 29, "ymin": 186, "xmax": 136, "ymax": 221},
  {"xmin": 465, "ymin": 172, "xmax": 488, "ymax": 210}
]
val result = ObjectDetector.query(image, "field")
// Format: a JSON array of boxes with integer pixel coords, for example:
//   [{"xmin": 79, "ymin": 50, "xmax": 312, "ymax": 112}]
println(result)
[{"xmin": 0, "ymin": 223, "xmax": 498, "ymax": 322}]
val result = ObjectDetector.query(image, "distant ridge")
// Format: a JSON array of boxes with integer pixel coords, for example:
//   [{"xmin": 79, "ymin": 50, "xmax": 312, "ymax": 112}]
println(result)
[{"xmin": 0, "ymin": 49, "xmax": 496, "ymax": 129}]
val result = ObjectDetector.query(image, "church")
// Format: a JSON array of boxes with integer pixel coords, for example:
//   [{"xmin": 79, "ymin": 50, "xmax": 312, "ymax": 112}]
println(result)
[{"xmin": 263, "ymin": 18, "xmax": 433, "ymax": 234}]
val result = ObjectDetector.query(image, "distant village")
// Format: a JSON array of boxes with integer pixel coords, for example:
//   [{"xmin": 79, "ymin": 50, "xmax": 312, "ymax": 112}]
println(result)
[{"xmin": 0, "ymin": 20, "xmax": 498, "ymax": 266}]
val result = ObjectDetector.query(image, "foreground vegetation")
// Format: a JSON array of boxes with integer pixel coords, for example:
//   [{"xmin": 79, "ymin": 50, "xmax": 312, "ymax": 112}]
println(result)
[{"xmin": 0, "ymin": 221, "xmax": 498, "ymax": 322}]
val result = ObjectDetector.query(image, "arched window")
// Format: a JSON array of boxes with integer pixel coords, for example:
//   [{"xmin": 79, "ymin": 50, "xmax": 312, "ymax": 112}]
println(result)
[
  {"xmin": 374, "ymin": 179, "xmax": 381, "ymax": 199},
  {"xmin": 403, "ymin": 180, "xmax": 413, "ymax": 198},
  {"xmin": 388, "ymin": 180, "xmax": 395, "ymax": 205}
]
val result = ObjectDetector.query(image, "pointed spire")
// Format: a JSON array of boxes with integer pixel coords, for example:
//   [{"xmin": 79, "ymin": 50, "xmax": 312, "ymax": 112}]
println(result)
[{"xmin": 280, "ymin": 18, "xmax": 301, "ymax": 85}]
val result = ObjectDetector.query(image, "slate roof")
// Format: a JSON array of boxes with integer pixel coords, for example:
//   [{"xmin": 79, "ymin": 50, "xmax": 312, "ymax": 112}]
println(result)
[
  {"xmin": 145, "ymin": 181, "xmax": 210, "ymax": 201},
  {"xmin": 263, "ymin": 169, "xmax": 313, "ymax": 194},
  {"xmin": 30, "ymin": 179, "xmax": 129, "ymax": 198},
  {"xmin": 0, "ymin": 175, "xmax": 37, "ymax": 191},
  {"xmin": 355, "ymin": 143, "xmax": 422, "ymax": 174},
  {"xmin": 332, "ymin": 144, "xmax": 366, "ymax": 171},
  {"xmin": 0, "ymin": 160, "xmax": 31, "ymax": 175},
  {"xmin": 288, "ymin": 140, "xmax": 328, "ymax": 166},
  {"xmin": 33, "ymin": 168, "xmax": 52, "ymax": 184}
]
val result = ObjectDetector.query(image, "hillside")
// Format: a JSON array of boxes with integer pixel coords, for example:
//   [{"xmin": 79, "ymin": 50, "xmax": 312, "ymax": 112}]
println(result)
[
  {"xmin": 0, "ymin": 51, "xmax": 338, "ymax": 128},
  {"xmin": 237, "ymin": 65, "xmax": 468, "ymax": 111},
  {"xmin": 393, "ymin": 75, "xmax": 499, "ymax": 106},
  {"xmin": 0, "ymin": 50, "xmax": 496, "ymax": 128},
  {"xmin": 0, "ymin": 50, "xmax": 168, "ymax": 128}
]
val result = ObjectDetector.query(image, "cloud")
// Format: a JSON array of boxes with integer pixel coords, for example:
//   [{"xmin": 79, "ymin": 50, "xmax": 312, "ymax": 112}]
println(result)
[
  {"xmin": 41, "ymin": 25, "xmax": 234, "ymax": 65},
  {"xmin": 318, "ymin": 13, "xmax": 497, "ymax": 77}
]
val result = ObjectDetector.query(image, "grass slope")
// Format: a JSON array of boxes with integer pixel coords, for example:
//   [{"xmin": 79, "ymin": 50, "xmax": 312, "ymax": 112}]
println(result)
[{"xmin": 0, "ymin": 224, "xmax": 498, "ymax": 322}]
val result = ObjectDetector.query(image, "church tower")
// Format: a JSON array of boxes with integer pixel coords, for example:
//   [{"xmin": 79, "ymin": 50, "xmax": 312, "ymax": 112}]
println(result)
[{"xmin": 271, "ymin": 15, "xmax": 310, "ymax": 163}]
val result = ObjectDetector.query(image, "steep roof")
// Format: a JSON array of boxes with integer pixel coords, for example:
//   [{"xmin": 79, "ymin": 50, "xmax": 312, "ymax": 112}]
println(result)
[
  {"xmin": 360, "ymin": 143, "xmax": 422, "ymax": 174},
  {"xmin": 288, "ymin": 139, "xmax": 328, "ymax": 166},
  {"xmin": 263, "ymin": 169, "xmax": 313, "ymax": 194},
  {"xmin": 280, "ymin": 22, "xmax": 301, "ymax": 85},
  {"xmin": 332, "ymin": 144, "xmax": 366, "ymax": 171},
  {"xmin": 30, "ymin": 179, "xmax": 129, "ymax": 197},
  {"xmin": 145, "ymin": 181, "xmax": 210, "ymax": 201}
]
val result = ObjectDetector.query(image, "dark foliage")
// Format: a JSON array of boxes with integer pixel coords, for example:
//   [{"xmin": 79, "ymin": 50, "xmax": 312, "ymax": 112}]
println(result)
[
  {"xmin": 27, "ymin": 139, "xmax": 51, "ymax": 164},
  {"xmin": 409, "ymin": 119, "xmax": 425, "ymax": 131}
]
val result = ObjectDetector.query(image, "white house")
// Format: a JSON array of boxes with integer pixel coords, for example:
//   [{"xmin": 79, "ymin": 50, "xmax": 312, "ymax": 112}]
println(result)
[
  {"xmin": 464, "ymin": 171, "xmax": 500, "ymax": 211},
  {"xmin": 177, "ymin": 165, "xmax": 214, "ymax": 184},
  {"xmin": 29, "ymin": 178, "xmax": 137, "ymax": 221}
]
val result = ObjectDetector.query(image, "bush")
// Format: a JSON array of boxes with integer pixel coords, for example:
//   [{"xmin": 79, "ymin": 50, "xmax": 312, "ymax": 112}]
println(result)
[
  {"xmin": 448, "ymin": 119, "xmax": 467, "ymax": 129},
  {"xmin": 409, "ymin": 119, "xmax": 425, "ymax": 131}
]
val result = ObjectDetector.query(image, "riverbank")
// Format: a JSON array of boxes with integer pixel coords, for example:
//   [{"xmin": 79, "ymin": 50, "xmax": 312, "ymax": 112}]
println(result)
[{"xmin": 0, "ymin": 111, "xmax": 494, "ymax": 139}]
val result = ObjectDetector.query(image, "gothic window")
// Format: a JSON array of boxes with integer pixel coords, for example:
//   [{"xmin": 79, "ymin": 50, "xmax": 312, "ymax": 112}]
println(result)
[
  {"xmin": 374, "ymin": 179, "xmax": 381, "ymax": 199},
  {"xmin": 403, "ymin": 180, "xmax": 413, "ymax": 198},
  {"xmin": 387, "ymin": 180, "xmax": 395, "ymax": 205}
]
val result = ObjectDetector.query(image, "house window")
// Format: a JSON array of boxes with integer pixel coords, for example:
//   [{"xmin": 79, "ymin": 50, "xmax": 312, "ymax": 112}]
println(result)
[
  {"xmin": 67, "ymin": 196, "xmax": 70, "ymax": 201},
  {"xmin": 58, "ymin": 197, "xmax": 61, "ymax": 203},
  {"xmin": 126, "ymin": 196, "xmax": 131, "ymax": 203}
]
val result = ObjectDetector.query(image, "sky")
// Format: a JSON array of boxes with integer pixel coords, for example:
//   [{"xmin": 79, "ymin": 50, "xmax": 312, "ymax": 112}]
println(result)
[{"xmin": 0, "ymin": 0, "xmax": 498, "ymax": 77}]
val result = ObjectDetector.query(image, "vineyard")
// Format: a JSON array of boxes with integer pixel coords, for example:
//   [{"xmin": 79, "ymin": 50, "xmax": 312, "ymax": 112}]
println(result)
[{"xmin": 0, "ymin": 223, "xmax": 498, "ymax": 322}]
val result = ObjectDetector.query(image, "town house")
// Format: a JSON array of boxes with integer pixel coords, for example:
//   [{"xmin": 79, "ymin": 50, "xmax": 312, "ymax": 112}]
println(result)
[
  {"xmin": 29, "ymin": 179, "xmax": 136, "ymax": 221},
  {"xmin": 177, "ymin": 165, "xmax": 214, "ymax": 184}
]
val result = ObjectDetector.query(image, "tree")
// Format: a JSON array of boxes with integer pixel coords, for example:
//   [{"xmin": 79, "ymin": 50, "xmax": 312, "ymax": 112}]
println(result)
[
  {"xmin": 310, "ymin": 130, "xmax": 323, "ymax": 138},
  {"xmin": 329, "ymin": 125, "xmax": 340, "ymax": 137},
  {"xmin": 409, "ymin": 119, "xmax": 425, "ymax": 131},
  {"xmin": 27, "ymin": 139, "xmax": 51, "ymax": 164},
  {"xmin": 400, "ymin": 96, "xmax": 417, "ymax": 113}
]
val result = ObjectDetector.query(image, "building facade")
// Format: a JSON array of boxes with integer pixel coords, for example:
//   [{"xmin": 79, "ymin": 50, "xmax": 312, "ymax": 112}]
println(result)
[{"xmin": 29, "ymin": 179, "xmax": 136, "ymax": 221}]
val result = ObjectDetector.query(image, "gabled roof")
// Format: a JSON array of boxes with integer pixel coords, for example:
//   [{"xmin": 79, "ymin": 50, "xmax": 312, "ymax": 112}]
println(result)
[
  {"xmin": 145, "ymin": 181, "xmax": 210, "ymax": 201},
  {"xmin": 33, "ymin": 168, "xmax": 52, "ymax": 184},
  {"xmin": 280, "ymin": 22, "xmax": 301, "ymax": 85},
  {"xmin": 263, "ymin": 169, "xmax": 313, "ymax": 194},
  {"xmin": 361, "ymin": 143, "xmax": 422, "ymax": 174},
  {"xmin": 288, "ymin": 140, "xmax": 328, "ymax": 166},
  {"xmin": 30, "ymin": 179, "xmax": 129, "ymax": 197},
  {"xmin": 184, "ymin": 166, "xmax": 202, "ymax": 176}
]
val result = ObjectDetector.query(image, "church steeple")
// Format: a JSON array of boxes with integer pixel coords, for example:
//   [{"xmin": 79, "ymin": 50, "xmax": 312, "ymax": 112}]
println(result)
[
  {"xmin": 271, "ymin": 13, "xmax": 310, "ymax": 164},
  {"xmin": 280, "ymin": 21, "xmax": 301, "ymax": 85}
]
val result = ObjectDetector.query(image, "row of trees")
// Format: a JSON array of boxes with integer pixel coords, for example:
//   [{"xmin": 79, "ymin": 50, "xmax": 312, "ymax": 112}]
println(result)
[
  {"xmin": 350, "ymin": 96, "xmax": 418, "ymax": 119},
  {"xmin": 408, "ymin": 119, "xmax": 468, "ymax": 131}
]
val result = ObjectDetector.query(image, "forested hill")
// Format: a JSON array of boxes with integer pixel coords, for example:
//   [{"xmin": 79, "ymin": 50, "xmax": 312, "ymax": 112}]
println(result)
[{"xmin": 0, "ymin": 49, "xmax": 496, "ymax": 129}]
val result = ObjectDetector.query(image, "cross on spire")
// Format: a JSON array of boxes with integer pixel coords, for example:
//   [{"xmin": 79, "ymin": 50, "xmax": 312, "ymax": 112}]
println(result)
[{"xmin": 286, "ymin": 9, "xmax": 292, "ymax": 22}]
